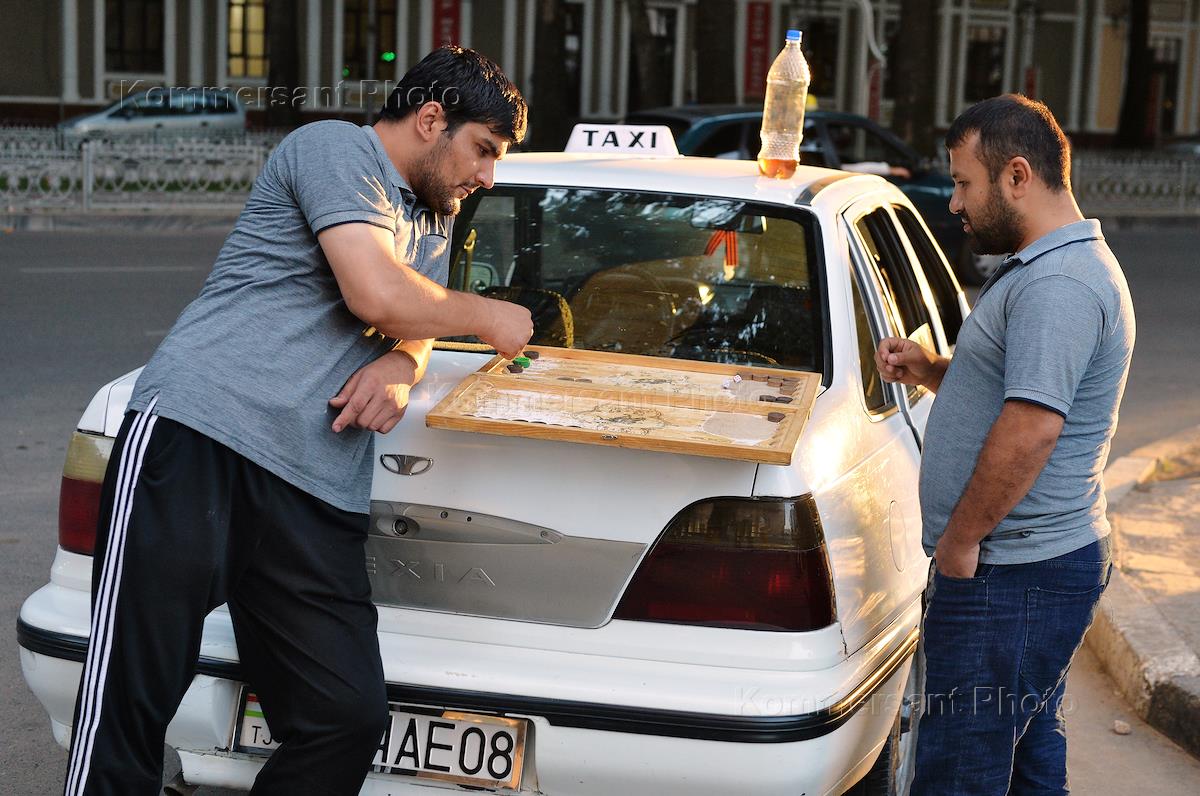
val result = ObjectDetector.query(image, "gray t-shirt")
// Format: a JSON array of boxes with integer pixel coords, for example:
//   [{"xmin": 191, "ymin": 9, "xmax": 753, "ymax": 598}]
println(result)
[
  {"xmin": 129, "ymin": 120, "xmax": 452, "ymax": 513},
  {"xmin": 920, "ymin": 219, "xmax": 1135, "ymax": 564}
]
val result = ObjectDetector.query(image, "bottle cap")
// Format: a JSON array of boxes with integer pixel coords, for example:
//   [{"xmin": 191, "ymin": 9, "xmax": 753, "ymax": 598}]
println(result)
[{"xmin": 786, "ymin": 29, "xmax": 802, "ymax": 43}]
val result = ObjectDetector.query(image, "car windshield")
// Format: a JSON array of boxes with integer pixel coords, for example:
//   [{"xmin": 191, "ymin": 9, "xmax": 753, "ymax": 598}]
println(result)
[{"xmin": 438, "ymin": 187, "xmax": 823, "ymax": 373}]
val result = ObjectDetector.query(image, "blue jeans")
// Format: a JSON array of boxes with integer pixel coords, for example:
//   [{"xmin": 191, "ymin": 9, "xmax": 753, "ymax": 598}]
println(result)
[{"xmin": 910, "ymin": 537, "xmax": 1112, "ymax": 796}]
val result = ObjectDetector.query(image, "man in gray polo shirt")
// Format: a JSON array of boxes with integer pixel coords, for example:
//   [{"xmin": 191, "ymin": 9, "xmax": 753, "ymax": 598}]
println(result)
[
  {"xmin": 64, "ymin": 48, "xmax": 533, "ymax": 795},
  {"xmin": 877, "ymin": 95, "xmax": 1134, "ymax": 793}
]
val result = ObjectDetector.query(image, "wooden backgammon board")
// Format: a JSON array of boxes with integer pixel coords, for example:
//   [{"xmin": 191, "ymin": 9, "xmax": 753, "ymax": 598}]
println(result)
[{"xmin": 425, "ymin": 347, "xmax": 820, "ymax": 465}]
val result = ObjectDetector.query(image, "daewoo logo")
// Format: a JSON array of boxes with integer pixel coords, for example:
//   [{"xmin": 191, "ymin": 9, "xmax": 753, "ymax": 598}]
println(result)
[{"xmin": 379, "ymin": 454, "xmax": 433, "ymax": 476}]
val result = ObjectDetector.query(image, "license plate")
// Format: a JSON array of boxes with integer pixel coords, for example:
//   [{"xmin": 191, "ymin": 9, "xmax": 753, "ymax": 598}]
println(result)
[{"xmin": 234, "ymin": 690, "xmax": 527, "ymax": 791}]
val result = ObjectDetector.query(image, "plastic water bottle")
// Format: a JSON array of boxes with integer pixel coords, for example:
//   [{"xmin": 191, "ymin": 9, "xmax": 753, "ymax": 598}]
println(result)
[{"xmin": 757, "ymin": 29, "xmax": 811, "ymax": 179}]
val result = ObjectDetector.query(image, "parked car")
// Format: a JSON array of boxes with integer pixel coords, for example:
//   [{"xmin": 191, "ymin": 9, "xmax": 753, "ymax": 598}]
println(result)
[
  {"xmin": 1163, "ymin": 134, "xmax": 1200, "ymax": 157},
  {"xmin": 18, "ymin": 124, "xmax": 971, "ymax": 795},
  {"xmin": 625, "ymin": 105, "xmax": 1003, "ymax": 285},
  {"xmin": 58, "ymin": 88, "xmax": 247, "ymax": 137}
]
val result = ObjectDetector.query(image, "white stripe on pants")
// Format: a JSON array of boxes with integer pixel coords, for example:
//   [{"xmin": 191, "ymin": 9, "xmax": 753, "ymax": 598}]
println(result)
[{"xmin": 65, "ymin": 399, "xmax": 158, "ymax": 796}]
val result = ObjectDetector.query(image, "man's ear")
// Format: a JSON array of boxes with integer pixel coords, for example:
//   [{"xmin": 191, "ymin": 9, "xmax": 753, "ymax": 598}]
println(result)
[
  {"xmin": 1006, "ymin": 156, "xmax": 1034, "ymax": 199},
  {"xmin": 413, "ymin": 101, "xmax": 447, "ymax": 143}
]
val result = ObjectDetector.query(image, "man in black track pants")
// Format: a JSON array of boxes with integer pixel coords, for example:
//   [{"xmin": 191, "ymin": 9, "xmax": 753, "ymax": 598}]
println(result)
[{"xmin": 63, "ymin": 46, "xmax": 533, "ymax": 795}]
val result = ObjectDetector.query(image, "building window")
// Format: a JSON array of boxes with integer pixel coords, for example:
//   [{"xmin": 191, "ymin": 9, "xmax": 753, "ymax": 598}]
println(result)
[
  {"xmin": 964, "ymin": 24, "xmax": 1006, "ymax": 103},
  {"xmin": 1150, "ymin": 36, "xmax": 1182, "ymax": 136},
  {"xmin": 1151, "ymin": 0, "xmax": 1187, "ymax": 22},
  {"xmin": 343, "ymin": 0, "xmax": 398, "ymax": 81},
  {"xmin": 105, "ymin": 0, "xmax": 164, "ymax": 73},
  {"xmin": 228, "ymin": 0, "xmax": 269, "ymax": 79}
]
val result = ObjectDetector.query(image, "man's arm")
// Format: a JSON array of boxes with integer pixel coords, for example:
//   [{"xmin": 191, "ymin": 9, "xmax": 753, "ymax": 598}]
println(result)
[
  {"xmin": 318, "ymin": 223, "xmax": 532, "ymax": 358},
  {"xmin": 934, "ymin": 400, "xmax": 1065, "ymax": 577},
  {"xmin": 328, "ymin": 339, "xmax": 434, "ymax": 434}
]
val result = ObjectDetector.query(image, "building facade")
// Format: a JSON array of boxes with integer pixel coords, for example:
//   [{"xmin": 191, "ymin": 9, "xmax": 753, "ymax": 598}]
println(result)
[{"xmin": 2, "ymin": 0, "xmax": 1197, "ymax": 141}]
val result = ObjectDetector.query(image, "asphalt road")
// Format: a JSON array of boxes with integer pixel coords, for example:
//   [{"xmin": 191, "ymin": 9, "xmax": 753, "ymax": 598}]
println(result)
[
  {"xmin": 2, "ymin": 226, "xmax": 1198, "ymax": 794},
  {"xmin": 1104, "ymin": 226, "xmax": 1200, "ymax": 458}
]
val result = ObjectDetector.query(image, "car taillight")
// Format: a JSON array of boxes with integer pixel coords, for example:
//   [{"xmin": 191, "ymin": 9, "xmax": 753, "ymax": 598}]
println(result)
[
  {"xmin": 58, "ymin": 431, "xmax": 114, "ymax": 556},
  {"xmin": 614, "ymin": 496, "xmax": 836, "ymax": 632}
]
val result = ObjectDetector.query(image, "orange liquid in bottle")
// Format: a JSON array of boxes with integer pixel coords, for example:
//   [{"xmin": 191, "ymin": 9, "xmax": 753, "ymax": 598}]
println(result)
[{"xmin": 757, "ymin": 157, "xmax": 798, "ymax": 179}]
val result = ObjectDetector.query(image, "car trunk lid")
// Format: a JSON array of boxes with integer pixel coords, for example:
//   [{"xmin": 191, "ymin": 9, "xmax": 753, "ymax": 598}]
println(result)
[{"xmin": 367, "ymin": 350, "xmax": 759, "ymax": 628}]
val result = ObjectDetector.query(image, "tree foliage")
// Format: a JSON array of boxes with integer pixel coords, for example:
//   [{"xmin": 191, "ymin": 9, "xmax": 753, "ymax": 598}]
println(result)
[
  {"xmin": 694, "ymin": 0, "xmax": 737, "ymax": 105},
  {"xmin": 529, "ymin": 0, "xmax": 574, "ymax": 150},
  {"xmin": 1115, "ymin": 1, "xmax": 1153, "ymax": 148},
  {"xmin": 889, "ymin": 0, "xmax": 940, "ymax": 158},
  {"xmin": 625, "ymin": 0, "xmax": 668, "ymax": 113},
  {"xmin": 265, "ymin": 0, "xmax": 302, "ymax": 129}
]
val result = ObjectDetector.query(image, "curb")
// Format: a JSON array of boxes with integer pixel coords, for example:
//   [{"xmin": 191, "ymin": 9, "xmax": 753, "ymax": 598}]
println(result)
[
  {"xmin": 1085, "ymin": 424, "xmax": 1200, "ymax": 758},
  {"xmin": 1, "ymin": 212, "xmax": 239, "ymax": 234}
]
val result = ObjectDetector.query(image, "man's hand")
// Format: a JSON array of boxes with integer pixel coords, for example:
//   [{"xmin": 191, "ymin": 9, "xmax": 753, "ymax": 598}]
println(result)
[
  {"xmin": 329, "ymin": 351, "xmax": 419, "ymax": 434},
  {"xmin": 934, "ymin": 536, "xmax": 981, "ymax": 579},
  {"xmin": 875, "ymin": 337, "xmax": 947, "ymax": 392},
  {"xmin": 478, "ymin": 298, "xmax": 533, "ymax": 359}
]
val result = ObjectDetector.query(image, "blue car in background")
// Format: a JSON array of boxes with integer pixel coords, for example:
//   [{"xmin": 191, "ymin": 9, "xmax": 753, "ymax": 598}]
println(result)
[{"xmin": 625, "ymin": 105, "xmax": 1001, "ymax": 285}]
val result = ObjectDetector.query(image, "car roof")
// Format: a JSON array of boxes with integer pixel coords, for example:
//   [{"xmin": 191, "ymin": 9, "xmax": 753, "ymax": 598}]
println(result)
[{"xmin": 494, "ymin": 152, "xmax": 884, "ymax": 208}]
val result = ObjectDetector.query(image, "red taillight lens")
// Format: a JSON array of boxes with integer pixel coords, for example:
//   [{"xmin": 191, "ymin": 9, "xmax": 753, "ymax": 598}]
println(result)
[
  {"xmin": 58, "ymin": 432, "xmax": 114, "ymax": 556},
  {"xmin": 614, "ymin": 496, "xmax": 835, "ymax": 632}
]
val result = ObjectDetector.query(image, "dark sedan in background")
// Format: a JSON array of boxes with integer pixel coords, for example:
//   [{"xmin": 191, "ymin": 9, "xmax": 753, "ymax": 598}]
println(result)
[{"xmin": 625, "ymin": 105, "xmax": 1001, "ymax": 285}]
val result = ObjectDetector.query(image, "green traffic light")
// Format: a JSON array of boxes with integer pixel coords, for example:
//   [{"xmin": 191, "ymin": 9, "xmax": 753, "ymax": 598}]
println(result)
[{"xmin": 381, "ymin": 51, "xmax": 396, "ymax": 63}]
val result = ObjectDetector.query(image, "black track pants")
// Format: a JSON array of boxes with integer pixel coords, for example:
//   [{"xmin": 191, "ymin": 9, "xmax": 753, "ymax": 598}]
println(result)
[{"xmin": 63, "ymin": 408, "xmax": 388, "ymax": 795}]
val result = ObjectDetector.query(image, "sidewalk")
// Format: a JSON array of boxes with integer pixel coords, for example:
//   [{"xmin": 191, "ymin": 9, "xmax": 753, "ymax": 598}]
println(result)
[{"xmin": 1086, "ymin": 424, "xmax": 1200, "ymax": 758}]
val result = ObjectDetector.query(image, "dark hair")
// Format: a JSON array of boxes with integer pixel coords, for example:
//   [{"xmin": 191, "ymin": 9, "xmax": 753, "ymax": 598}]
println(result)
[
  {"xmin": 945, "ymin": 94, "xmax": 1070, "ymax": 192},
  {"xmin": 379, "ymin": 46, "xmax": 527, "ymax": 144}
]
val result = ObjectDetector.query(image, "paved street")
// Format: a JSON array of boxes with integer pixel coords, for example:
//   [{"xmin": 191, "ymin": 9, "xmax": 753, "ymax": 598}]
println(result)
[
  {"xmin": 2, "ymin": 225, "xmax": 1199, "ymax": 793},
  {"xmin": 1104, "ymin": 227, "xmax": 1200, "ymax": 459}
]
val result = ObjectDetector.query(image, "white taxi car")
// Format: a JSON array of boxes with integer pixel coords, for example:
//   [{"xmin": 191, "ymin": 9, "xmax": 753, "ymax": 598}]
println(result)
[{"xmin": 18, "ymin": 125, "xmax": 967, "ymax": 795}]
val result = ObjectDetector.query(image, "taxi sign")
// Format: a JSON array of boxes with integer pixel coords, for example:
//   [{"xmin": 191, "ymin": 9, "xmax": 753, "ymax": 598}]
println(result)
[{"xmin": 564, "ymin": 124, "xmax": 679, "ymax": 156}]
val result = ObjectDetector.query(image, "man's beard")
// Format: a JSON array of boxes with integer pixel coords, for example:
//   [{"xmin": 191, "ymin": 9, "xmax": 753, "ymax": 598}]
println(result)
[
  {"xmin": 410, "ymin": 137, "xmax": 468, "ymax": 216},
  {"xmin": 962, "ymin": 181, "xmax": 1023, "ymax": 256}
]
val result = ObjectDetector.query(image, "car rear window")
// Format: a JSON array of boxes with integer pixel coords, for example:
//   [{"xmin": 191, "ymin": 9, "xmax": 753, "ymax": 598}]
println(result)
[{"xmin": 438, "ymin": 187, "xmax": 824, "ymax": 373}]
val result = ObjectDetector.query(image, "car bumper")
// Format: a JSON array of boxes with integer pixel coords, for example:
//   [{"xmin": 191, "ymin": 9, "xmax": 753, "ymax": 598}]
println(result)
[{"xmin": 19, "ymin": 549, "xmax": 918, "ymax": 795}]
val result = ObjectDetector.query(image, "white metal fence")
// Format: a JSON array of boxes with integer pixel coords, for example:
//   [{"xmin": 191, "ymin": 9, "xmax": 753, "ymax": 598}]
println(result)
[
  {"xmin": 2, "ymin": 129, "xmax": 1198, "ymax": 216},
  {"xmin": 1072, "ymin": 152, "xmax": 1200, "ymax": 216},
  {"xmin": 1, "ymin": 133, "xmax": 281, "ymax": 212},
  {"xmin": 0, "ymin": 124, "xmax": 287, "ymax": 152}
]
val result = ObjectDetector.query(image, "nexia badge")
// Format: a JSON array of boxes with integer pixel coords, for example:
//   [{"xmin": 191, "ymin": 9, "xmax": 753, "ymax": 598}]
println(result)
[{"xmin": 564, "ymin": 124, "xmax": 679, "ymax": 157}]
